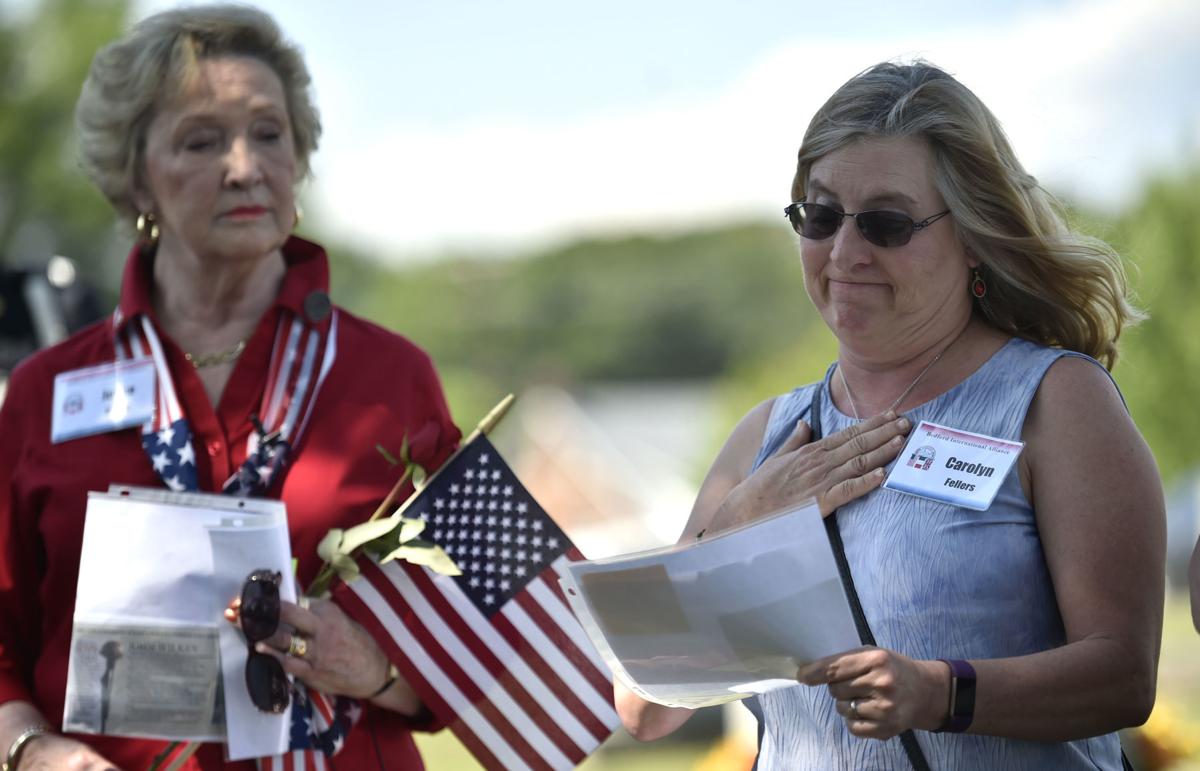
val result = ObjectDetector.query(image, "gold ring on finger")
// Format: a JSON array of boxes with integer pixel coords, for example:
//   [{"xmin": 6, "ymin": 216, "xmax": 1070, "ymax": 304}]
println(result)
[{"xmin": 288, "ymin": 633, "xmax": 309, "ymax": 659}]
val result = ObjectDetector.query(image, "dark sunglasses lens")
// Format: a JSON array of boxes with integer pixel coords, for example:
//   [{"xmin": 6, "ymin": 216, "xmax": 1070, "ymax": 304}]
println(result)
[
  {"xmin": 796, "ymin": 203, "xmax": 842, "ymax": 239},
  {"xmin": 858, "ymin": 211, "xmax": 914, "ymax": 247},
  {"xmin": 245, "ymin": 651, "xmax": 290, "ymax": 713},
  {"xmin": 240, "ymin": 571, "xmax": 280, "ymax": 643}
]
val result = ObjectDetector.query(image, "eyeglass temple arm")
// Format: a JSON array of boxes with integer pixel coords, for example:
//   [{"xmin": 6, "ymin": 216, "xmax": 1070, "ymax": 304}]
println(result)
[{"xmin": 913, "ymin": 210, "xmax": 951, "ymax": 230}]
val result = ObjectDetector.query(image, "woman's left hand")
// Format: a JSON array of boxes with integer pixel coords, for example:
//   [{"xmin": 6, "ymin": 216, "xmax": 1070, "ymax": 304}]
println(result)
[
  {"xmin": 797, "ymin": 647, "xmax": 950, "ymax": 740},
  {"xmin": 226, "ymin": 596, "xmax": 390, "ymax": 699}
]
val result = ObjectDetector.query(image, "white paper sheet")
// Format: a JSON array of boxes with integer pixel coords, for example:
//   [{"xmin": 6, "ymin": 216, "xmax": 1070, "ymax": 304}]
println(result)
[
  {"xmin": 561, "ymin": 500, "xmax": 860, "ymax": 708},
  {"xmin": 207, "ymin": 522, "xmax": 295, "ymax": 760},
  {"xmin": 65, "ymin": 486, "xmax": 292, "ymax": 755}
]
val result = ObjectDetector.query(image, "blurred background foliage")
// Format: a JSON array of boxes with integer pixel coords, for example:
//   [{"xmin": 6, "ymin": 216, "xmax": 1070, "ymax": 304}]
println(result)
[
  {"xmin": 3, "ymin": 0, "xmax": 1197, "ymax": 486},
  {"xmin": 0, "ymin": 0, "xmax": 129, "ymax": 290},
  {"xmin": 2, "ymin": 1, "xmax": 1199, "ymax": 767}
]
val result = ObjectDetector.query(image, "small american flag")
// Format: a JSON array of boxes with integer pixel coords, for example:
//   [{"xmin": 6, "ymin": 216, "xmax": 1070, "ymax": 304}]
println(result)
[{"xmin": 333, "ymin": 435, "xmax": 619, "ymax": 771}]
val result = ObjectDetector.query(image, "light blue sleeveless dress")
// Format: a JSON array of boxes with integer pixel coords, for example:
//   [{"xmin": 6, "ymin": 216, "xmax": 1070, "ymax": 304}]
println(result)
[{"xmin": 745, "ymin": 338, "xmax": 1124, "ymax": 771}]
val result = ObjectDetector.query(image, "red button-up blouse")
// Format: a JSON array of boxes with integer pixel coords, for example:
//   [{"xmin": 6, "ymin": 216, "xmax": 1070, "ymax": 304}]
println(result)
[{"xmin": 0, "ymin": 237, "xmax": 460, "ymax": 769}]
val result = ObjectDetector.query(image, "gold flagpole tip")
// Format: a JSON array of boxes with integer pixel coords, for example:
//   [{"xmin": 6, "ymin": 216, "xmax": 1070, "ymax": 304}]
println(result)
[{"xmin": 476, "ymin": 393, "xmax": 515, "ymax": 436}]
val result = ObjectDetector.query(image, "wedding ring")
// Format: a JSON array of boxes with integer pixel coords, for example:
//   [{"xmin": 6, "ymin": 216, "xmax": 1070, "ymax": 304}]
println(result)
[
  {"xmin": 849, "ymin": 698, "xmax": 860, "ymax": 720},
  {"xmin": 288, "ymin": 633, "xmax": 309, "ymax": 659}
]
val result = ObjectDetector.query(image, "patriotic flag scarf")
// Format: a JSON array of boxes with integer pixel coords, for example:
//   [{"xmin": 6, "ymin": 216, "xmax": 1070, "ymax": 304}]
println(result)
[{"xmin": 113, "ymin": 308, "xmax": 362, "ymax": 767}]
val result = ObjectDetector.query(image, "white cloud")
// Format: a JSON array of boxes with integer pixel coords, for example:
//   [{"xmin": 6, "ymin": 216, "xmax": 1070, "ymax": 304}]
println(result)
[{"xmin": 311, "ymin": 0, "xmax": 1199, "ymax": 261}]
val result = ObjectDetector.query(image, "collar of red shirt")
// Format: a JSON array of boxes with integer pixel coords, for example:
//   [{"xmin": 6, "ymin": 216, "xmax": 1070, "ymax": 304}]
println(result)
[{"xmin": 111, "ymin": 235, "xmax": 332, "ymax": 336}]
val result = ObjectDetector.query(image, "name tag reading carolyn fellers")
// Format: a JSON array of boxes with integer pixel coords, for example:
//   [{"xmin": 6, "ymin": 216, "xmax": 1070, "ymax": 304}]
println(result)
[{"xmin": 883, "ymin": 421, "xmax": 1024, "ymax": 511}]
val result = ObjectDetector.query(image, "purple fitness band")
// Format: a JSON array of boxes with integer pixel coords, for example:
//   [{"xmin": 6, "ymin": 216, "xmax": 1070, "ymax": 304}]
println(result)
[{"xmin": 934, "ymin": 658, "xmax": 976, "ymax": 733}]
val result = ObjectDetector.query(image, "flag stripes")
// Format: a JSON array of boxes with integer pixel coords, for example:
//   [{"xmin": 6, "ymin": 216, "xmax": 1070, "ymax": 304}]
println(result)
[
  {"xmin": 340, "ymin": 554, "xmax": 617, "ymax": 770},
  {"xmin": 371, "ymin": 560, "xmax": 569, "ymax": 770},
  {"xmin": 402, "ymin": 561, "xmax": 598, "ymax": 758},
  {"xmin": 505, "ymin": 589, "xmax": 615, "ymax": 717},
  {"xmin": 405, "ymin": 560, "xmax": 613, "ymax": 751},
  {"xmin": 519, "ymin": 570, "xmax": 613, "ymax": 697},
  {"xmin": 263, "ymin": 317, "xmax": 304, "ymax": 429},
  {"xmin": 337, "ymin": 583, "xmax": 504, "ymax": 769},
  {"xmin": 398, "ymin": 566, "xmax": 590, "ymax": 758},
  {"xmin": 342, "ymin": 566, "xmax": 525, "ymax": 770},
  {"xmin": 487, "ymin": 605, "xmax": 612, "ymax": 744}
]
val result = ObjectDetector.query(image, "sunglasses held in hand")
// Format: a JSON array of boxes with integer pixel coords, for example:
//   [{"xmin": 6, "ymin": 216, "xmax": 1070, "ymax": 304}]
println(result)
[
  {"xmin": 239, "ymin": 569, "xmax": 290, "ymax": 713},
  {"xmin": 784, "ymin": 200, "xmax": 951, "ymax": 248}
]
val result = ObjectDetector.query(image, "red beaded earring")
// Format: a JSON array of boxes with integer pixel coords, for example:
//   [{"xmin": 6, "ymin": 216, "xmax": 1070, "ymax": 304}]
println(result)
[{"xmin": 971, "ymin": 269, "xmax": 987, "ymax": 299}]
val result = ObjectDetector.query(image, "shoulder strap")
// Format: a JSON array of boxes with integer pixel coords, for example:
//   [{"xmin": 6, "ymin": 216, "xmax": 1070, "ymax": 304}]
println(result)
[{"xmin": 810, "ymin": 386, "xmax": 932, "ymax": 771}]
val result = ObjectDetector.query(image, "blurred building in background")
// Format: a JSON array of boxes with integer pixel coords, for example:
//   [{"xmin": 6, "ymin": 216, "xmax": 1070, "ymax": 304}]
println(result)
[
  {"xmin": 0, "ymin": 255, "xmax": 104, "ymax": 402},
  {"xmin": 491, "ymin": 382, "xmax": 718, "ymax": 558}
]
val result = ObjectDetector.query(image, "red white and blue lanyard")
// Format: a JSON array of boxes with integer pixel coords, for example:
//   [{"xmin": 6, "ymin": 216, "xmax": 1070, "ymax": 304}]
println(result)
[{"xmin": 112, "ymin": 309, "xmax": 338, "ymax": 496}]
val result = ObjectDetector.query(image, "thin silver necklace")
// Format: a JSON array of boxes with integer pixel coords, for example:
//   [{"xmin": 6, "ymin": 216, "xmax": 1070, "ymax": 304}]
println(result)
[{"xmin": 837, "ymin": 327, "xmax": 968, "ymax": 420}]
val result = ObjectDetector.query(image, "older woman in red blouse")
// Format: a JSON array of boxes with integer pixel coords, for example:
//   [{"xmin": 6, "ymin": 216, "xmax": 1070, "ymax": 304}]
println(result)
[{"xmin": 0, "ymin": 6, "xmax": 458, "ymax": 769}]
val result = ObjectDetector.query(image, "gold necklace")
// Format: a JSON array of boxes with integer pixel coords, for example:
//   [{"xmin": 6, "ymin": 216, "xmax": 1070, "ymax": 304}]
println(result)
[{"xmin": 185, "ymin": 339, "xmax": 246, "ymax": 369}]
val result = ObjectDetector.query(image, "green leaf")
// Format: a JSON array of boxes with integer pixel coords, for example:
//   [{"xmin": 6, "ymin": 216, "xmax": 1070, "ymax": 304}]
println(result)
[
  {"xmin": 412, "ymin": 464, "xmax": 427, "ymax": 489},
  {"xmin": 359, "ymin": 539, "xmax": 391, "ymax": 558},
  {"xmin": 400, "ymin": 435, "xmax": 412, "ymax": 466},
  {"xmin": 330, "ymin": 553, "xmax": 361, "ymax": 583},
  {"xmin": 396, "ymin": 516, "xmax": 426, "ymax": 544},
  {"xmin": 316, "ymin": 529, "xmax": 345, "ymax": 562},
  {"xmin": 382, "ymin": 543, "xmax": 462, "ymax": 576},
  {"xmin": 340, "ymin": 516, "xmax": 402, "ymax": 553},
  {"xmin": 376, "ymin": 444, "xmax": 400, "ymax": 467}
]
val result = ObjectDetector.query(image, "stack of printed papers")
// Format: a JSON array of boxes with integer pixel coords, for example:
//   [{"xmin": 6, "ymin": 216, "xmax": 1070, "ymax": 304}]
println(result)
[
  {"xmin": 64, "ymin": 487, "xmax": 294, "ymax": 760},
  {"xmin": 561, "ymin": 501, "xmax": 859, "ymax": 708}
]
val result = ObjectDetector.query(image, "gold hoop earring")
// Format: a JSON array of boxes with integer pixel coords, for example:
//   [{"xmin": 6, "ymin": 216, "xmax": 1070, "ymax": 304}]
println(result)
[
  {"xmin": 293, "ymin": 204, "xmax": 303, "ymax": 230},
  {"xmin": 136, "ymin": 212, "xmax": 160, "ymax": 246}
]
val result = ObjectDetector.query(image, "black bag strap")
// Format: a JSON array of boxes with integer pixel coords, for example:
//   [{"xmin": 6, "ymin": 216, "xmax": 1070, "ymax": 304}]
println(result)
[{"xmin": 810, "ymin": 386, "xmax": 932, "ymax": 771}]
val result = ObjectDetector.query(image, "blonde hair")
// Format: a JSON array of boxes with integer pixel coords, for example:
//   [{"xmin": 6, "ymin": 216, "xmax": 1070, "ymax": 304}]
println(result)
[
  {"xmin": 75, "ymin": 4, "xmax": 321, "ymax": 223},
  {"xmin": 792, "ymin": 61, "xmax": 1142, "ymax": 369}
]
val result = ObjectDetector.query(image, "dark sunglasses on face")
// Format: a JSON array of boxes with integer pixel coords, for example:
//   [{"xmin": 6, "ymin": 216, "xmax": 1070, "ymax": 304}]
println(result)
[
  {"xmin": 239, "ymin": 569, "xmax": 290, "ymax": 713},
  {"xmin": 784, "ymin": 200, "xmax": 951, "ymax": 248}
]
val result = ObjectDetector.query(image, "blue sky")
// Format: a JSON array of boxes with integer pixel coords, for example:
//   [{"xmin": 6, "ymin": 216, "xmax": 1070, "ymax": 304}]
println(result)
[{"xmin": 76, "ymin": 0, "xmax": 1200, "ymax": 259}]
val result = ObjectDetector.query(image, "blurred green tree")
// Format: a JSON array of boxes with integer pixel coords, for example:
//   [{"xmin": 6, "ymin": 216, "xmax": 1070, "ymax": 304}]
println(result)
[
  {"xmin": 1110, "ymin": 163, "xmax": 1200, "ymax": 484},
  {"xmin": 349, "ymin": 222, "xmax": 816, "ymax": 383},
  {"xmin": 0, "ymin": 0, "xmax": 129, "ymax": 287}
]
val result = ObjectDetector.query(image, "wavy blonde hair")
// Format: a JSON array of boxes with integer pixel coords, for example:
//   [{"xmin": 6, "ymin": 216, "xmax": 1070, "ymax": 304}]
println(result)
[
  {"xmin": 75, "ymin": 4, "xmax": 321, "ymax": 224},
  {"xmin": 792, "ymin": 61, "xmax": 1142, "ymax": 369}
]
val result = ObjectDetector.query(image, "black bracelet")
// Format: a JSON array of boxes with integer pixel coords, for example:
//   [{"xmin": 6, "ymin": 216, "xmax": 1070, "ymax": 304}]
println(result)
[{"xmin": 369, "ymin": 663, "xmax": 400, "ymax": 699}]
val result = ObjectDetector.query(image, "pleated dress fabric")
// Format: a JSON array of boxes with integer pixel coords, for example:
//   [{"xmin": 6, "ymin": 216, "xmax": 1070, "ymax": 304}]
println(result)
[{"xmin": 744, "ymin": 338, "xmax": 1123, "ymax": 771}]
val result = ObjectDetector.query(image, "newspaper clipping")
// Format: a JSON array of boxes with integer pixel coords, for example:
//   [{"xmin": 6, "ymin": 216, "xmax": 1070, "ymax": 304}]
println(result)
[{"xmin": 64, "ymin": 623, "xmax": 222, "ymax": 740}]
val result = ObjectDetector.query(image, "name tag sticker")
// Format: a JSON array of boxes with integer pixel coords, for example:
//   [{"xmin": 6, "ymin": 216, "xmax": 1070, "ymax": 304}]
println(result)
[
  {"xmin": 51, "ymin": 359, "xmax": 157, "ymax": 443},
  {"xmin": 883, "ymin": 420, "xmax": 1023, "ymax": 511}
]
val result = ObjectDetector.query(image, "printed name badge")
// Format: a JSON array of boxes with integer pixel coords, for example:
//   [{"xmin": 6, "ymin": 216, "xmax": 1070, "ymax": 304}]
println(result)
[
  {"xmin": 883, "ymin": 421, "xmax": 1024, "ymax": 511},
  {"xmin": 51, "ymin": 359, "xmax": 156, "ymax": 443}
]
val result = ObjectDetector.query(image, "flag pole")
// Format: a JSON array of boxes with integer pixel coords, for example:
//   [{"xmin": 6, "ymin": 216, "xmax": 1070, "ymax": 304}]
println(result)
[{"xmin": 367, "ymin": 393, "xmax": 515, "ymax": 522}]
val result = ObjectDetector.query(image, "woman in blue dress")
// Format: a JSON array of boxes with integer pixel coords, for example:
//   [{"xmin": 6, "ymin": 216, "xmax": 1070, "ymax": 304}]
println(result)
[{"xmin": 617, "ymin": 61, "xmax": 1164, "ymax": 770}]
